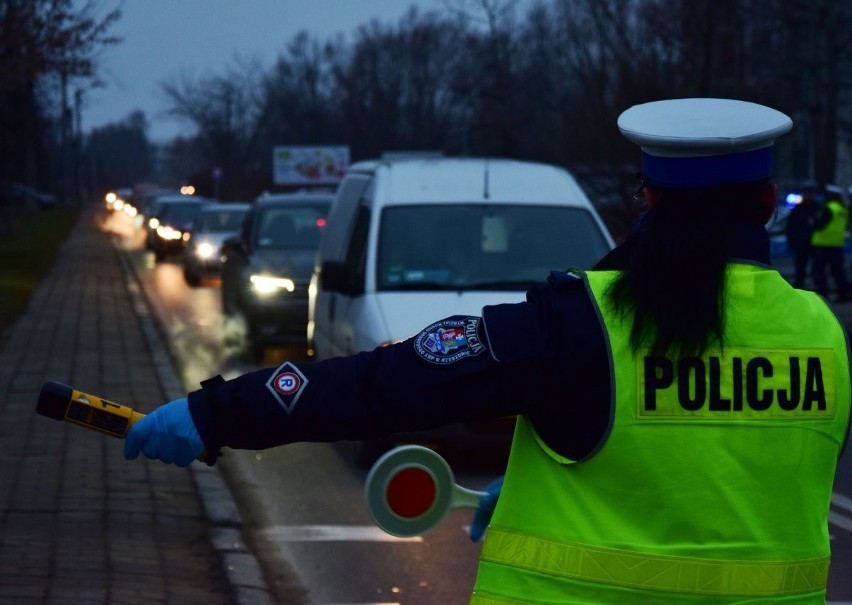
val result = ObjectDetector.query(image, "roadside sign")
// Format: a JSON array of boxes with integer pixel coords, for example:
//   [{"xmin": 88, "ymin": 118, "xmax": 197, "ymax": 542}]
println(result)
[{"xmin": 273, "ymin": 145, "xmax": 349, "ymax": 186}]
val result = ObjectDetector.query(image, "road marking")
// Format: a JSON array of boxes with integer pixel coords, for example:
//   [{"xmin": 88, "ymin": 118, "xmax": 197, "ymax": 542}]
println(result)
[
  {"xmin": 833, "ymin": 492, "xmax": 852, "ymax": 513},
  {"xmin": 829, "ymin": 510, "xmax": 852, "ymax": 533},
  {"xmin": 830, "ymin": 492, "xmax": 852, "ymax": 535},
  {"xmin": 259, "ymin": 525, "xmax": 422, "ymax": 543}
]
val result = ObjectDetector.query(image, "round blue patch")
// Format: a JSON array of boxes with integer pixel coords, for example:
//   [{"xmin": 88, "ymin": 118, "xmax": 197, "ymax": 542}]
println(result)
[{"xmin": 413, "ymin": 317, "xmax": 486, "ymax": 365}]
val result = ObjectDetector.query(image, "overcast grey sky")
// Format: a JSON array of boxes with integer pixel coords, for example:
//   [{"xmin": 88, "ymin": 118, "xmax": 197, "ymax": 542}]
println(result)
[{"xmin": 85, "ymin": 0, "xmax": 534, "ymax": 143}]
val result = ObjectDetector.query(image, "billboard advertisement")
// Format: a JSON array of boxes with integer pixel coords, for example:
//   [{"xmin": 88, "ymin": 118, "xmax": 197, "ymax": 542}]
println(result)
[{"xmin": 273, "ymin": 145, "xmax": 350, "ymax": 186}]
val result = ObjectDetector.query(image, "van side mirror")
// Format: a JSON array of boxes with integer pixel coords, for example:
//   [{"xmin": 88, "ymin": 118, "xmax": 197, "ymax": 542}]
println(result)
[{"xmin": 320, "ymin": 260, "xmax": 363, "ymax": 295}]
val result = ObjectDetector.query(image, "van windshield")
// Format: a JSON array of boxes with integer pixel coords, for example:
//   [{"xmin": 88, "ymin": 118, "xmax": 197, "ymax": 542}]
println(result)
[{"xmin": 377, "ymin": 204, "xmax": 611, "ymax": 291}]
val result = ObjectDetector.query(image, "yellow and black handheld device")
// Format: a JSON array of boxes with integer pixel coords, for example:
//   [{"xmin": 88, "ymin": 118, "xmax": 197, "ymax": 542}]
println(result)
[
  {"xmin": 37, "ymin": 380, "xmax": 145, "ymax": 438},
  {"xmin": 36, "ymin": 380, "xmax": 213, "ymax": 464}
]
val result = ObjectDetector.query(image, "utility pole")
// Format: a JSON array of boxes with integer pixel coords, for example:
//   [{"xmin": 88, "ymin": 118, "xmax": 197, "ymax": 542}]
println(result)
[
  {"xmin": 60, "ymin": 69, "xmax": 72, "ymax": 207},
  {"xmin": 74, "ymin": 89, "xmax": 84, "ymax": 204}
]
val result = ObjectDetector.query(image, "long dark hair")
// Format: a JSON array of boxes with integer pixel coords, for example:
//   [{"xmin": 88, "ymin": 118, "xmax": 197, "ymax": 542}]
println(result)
[{"xmin": 607, "ymin": 179, "xmax": 771, "ymax": 358}]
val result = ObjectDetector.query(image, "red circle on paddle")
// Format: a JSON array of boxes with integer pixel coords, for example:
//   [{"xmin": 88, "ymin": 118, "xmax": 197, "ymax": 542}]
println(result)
[{"xmin": 385, "ymin": 467, "xmax": 437, "ymax": 518}]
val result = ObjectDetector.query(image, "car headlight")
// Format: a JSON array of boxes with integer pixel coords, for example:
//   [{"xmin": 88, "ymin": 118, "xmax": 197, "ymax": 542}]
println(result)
[
  {"xmin": 156, "ymin": 225, "xmax": 183, "ymax": 240},
  {"xmin": 195, "ymin": 241, "xmax": 216, "ymax": 259},
  {"xmin": 250, "ymin": 274, "xmax": 295, "ymax": 294},
  {"xmin": 148, "ymin": 217, "xmax": 160, "ymax": 229}
]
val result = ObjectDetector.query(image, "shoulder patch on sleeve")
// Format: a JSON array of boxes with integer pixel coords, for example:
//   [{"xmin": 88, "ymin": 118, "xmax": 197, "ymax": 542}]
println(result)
[
  {"xmin": 413, "ymin": 316, "xmax": 486, "ymax": 365},
  {"xmin": 266, "ymin": 361, "xmax": 308, "ymax": 414}
]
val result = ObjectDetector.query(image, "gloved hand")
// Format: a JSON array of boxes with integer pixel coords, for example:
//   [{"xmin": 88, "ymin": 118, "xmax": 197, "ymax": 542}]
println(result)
[
  {"xmin": 469, "ymin": 476, "xmax": 504, "ymax": 542},
  {"xmin": 124, "ymin": 397, "xmax": 205, "ymax": 467}
]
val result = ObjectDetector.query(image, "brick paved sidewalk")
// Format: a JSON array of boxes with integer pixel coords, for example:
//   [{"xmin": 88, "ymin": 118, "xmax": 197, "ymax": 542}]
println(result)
[{"xmin": 0, "ymin": 205, "xmax": 250, "ymax": 604}]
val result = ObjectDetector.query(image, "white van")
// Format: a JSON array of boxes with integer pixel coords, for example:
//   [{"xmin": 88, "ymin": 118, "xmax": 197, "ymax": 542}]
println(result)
[
  {"xmin": 308, "ymin": 156, "xmax": 614, "ymax": 360},
  {"xmin": 307, "ymin": 156, "xmax": 614, "ymax": 464}
]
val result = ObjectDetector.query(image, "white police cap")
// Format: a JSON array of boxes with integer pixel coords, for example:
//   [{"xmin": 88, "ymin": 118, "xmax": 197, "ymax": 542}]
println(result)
[{"xmin": 618, "ymin": 98, "xmax": 793, "ymax": 188}]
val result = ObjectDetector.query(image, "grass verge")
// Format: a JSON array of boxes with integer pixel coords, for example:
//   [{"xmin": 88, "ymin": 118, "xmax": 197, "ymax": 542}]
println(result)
[{"xmin": 0, "ymin": 208, "xmax": 80, "ymax": 333}]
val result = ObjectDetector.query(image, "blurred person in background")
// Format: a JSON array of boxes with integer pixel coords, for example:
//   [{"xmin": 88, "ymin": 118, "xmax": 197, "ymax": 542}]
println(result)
[
  {"xmin": 786, "ymin": 182, "xmax": 819, "ymax": 288},
  {"xmin": 811, "ymin": 184, "xmax": 850, "ymax": 302}
]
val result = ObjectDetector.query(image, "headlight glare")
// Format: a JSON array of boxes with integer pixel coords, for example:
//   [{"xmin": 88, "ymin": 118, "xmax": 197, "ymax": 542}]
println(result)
[
  {"xmin": 250, "ymin": 274, "xmax": 295, "ymax": 294},
  {"xmin": 196, "ymin": 242, "xmax": 216, "ymax": 259},
  {"xmin": 156, "ymin": 225, "xmax": 183, "ymax": 240}
]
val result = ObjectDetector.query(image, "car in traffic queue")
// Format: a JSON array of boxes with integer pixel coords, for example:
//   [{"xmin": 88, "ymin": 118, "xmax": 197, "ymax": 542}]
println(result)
[
  {"xmin": 221, "ymin": 191, "xmax": 334, "ymax": 361},
  {"xmin": 145, "ymin": 195, "xmax": 213, "ymax": 261},
  {"xmin": 133, "ymin": 188, "xmax": 180, "ymax": 231},
  {"xmin": 104, "ymin": 187, "xmax": 133, "ymax": 213},
  {"xmin": 308, "ymin": 156, "xmax": 616, "ymax": 465},
  {"xmin": 182, "ymin": 202, "xmax": 250, "ymax": 286}
]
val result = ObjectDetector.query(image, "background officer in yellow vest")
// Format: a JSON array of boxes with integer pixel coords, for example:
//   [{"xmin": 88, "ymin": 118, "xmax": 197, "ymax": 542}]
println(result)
[
  {"xmin": 123, "ymin": 99, "xmax": 851, "ymax": 604},
  {"xmin": 785, "ymin": 181, "xmax": 819, "ymax": 288},
  {"xmin": 811, "ymin": 184, "xmax": 851, "ymax": 302}
]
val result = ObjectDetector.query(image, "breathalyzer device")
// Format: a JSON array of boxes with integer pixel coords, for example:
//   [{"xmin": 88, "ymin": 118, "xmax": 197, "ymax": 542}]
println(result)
[
  {"xmin": 37, "ymin": 380, "xmax": 145, "ymax": 437},
  {"xmin": 35, "ymin": 380, "xmax": 211, "ymax": 463}
]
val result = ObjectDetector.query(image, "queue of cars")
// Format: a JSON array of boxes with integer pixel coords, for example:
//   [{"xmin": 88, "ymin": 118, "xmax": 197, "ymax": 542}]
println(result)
[
  {"xmin": 111, "ymin": 157, "xmax": 615, "ymax": 464},
  {"xmin": 183, "ymin": 202, "xmax": 250, "ymax": 286},
  {"xmin": 145, "ymin": 195, "xmax": 215, "ymax": 261}
]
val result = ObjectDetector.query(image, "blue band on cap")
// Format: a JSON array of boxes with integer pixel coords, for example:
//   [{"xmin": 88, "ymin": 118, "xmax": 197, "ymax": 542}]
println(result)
[{"xmin": 642, "ymin": 146, "xmax": 772, "ymax": 188}]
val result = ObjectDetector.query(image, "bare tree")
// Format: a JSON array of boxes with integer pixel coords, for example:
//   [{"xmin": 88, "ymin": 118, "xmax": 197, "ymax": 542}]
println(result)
[
  {"xmin": 146, "ymin": 0, "xmax": 852, "ymax": 212},
  {"xmin": 261, "ymin": 31, "xmax": 343, "ymax": 152},
  {"xmin": 162, "ymin": 56, "xmax": 268, "ymax": 197},
  {"xmin": 83, "ymin": 110, "xmax": 151, "ymax": 194},
  {"xmin": 0, "ymin": 0, "xmax": 120, "ymax": 196}
]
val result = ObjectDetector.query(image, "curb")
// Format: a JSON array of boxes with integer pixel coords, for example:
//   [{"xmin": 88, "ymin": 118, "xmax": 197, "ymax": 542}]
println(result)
[{"xmin": 117, "ymin": 240, "xmax": 276, "ymax": 605}]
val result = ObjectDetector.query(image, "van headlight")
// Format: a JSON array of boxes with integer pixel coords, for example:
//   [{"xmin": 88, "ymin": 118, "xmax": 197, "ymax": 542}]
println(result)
[{"xmin": 250, "ymin": 274, "xmax": 295, "ymax": 294}]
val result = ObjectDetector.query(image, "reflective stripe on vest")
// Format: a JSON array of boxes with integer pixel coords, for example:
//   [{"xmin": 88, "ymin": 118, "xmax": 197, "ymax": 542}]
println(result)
[
  {"xmin": 470, "ymin": 593, "xmax": 526, "ymax": 605},
  {"xmin": 479, "ymin": 526, "xmax": 831, "ymax": 597}
]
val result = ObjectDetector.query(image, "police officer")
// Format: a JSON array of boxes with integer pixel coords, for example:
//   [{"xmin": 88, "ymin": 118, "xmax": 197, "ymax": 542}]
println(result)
[
  {"xmin": 811, "ymin": 184, "xmax": 851, "ymax": 302},
  {"xmin": 124, "ymin": 98, "xmax": 851, "ymax": 604},
  {"xmin": 785, "ymin": 181, "xmax": 819, "ymax": 288}
]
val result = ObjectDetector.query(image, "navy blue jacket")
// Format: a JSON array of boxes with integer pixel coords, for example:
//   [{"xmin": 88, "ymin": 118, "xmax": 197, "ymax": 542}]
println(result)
[{"xmin": 188, "ymin": 223, "xmax": 771, "ymax": 465}]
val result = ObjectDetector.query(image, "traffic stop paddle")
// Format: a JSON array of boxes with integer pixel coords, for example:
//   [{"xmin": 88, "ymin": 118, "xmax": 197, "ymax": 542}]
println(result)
[{"xmin": 365, "ymin": 445, "xmax": 487, "ymax": 537}]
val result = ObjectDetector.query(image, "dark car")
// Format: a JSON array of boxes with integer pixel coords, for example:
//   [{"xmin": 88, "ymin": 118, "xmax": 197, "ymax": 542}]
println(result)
[
  {"xmin": 182, "ymin": 202, "xmax": 250, "ymax": 286},
  {"xmin": 145, "ymin": 196, "xmax": 212, "ymax": 261},
  {"xmin": 221, "ymin": 192, "xmax": 333, "ymax": 361}
]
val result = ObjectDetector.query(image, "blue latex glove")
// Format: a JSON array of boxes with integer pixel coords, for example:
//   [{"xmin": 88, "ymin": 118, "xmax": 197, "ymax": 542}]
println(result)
[
  {"xmin": 470, "ymin": 476, "xmax": 504, "ymax": 542},
  {"xmin": 123, "ymin": 397, "xmax": 205, "ymax": 467}
]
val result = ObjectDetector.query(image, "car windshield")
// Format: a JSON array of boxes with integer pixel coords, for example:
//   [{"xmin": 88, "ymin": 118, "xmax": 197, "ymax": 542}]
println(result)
[
  {"xmin": 377, "ymin": 204, "xmax": 610, "ymax": 291},
  {"xmin": 161, "ymin": 202, "xmax": 205, "ymax": 223},
  {"xmin": 197, "ymin": 209, "xmax": 246, "ymax": 232},
  {"xmin": 254, "ymin": 203, "xmax": 330, "ymax": 249}
]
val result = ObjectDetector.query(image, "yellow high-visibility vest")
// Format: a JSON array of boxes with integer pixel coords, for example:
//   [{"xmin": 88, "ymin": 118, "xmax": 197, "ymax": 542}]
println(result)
[
  {"xmin": 471, "ymin": 264, "xmax": 851, "ymax": 605},
  {"xmin": 811, "ymin": 199, "xmax": 848, "ymax": 247}
]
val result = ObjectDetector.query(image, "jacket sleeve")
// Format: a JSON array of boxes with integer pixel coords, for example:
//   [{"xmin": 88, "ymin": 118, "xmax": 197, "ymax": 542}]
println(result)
[{"xmin": 187, "ymin": 276, "xmax": 610, "ymax": 456}]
